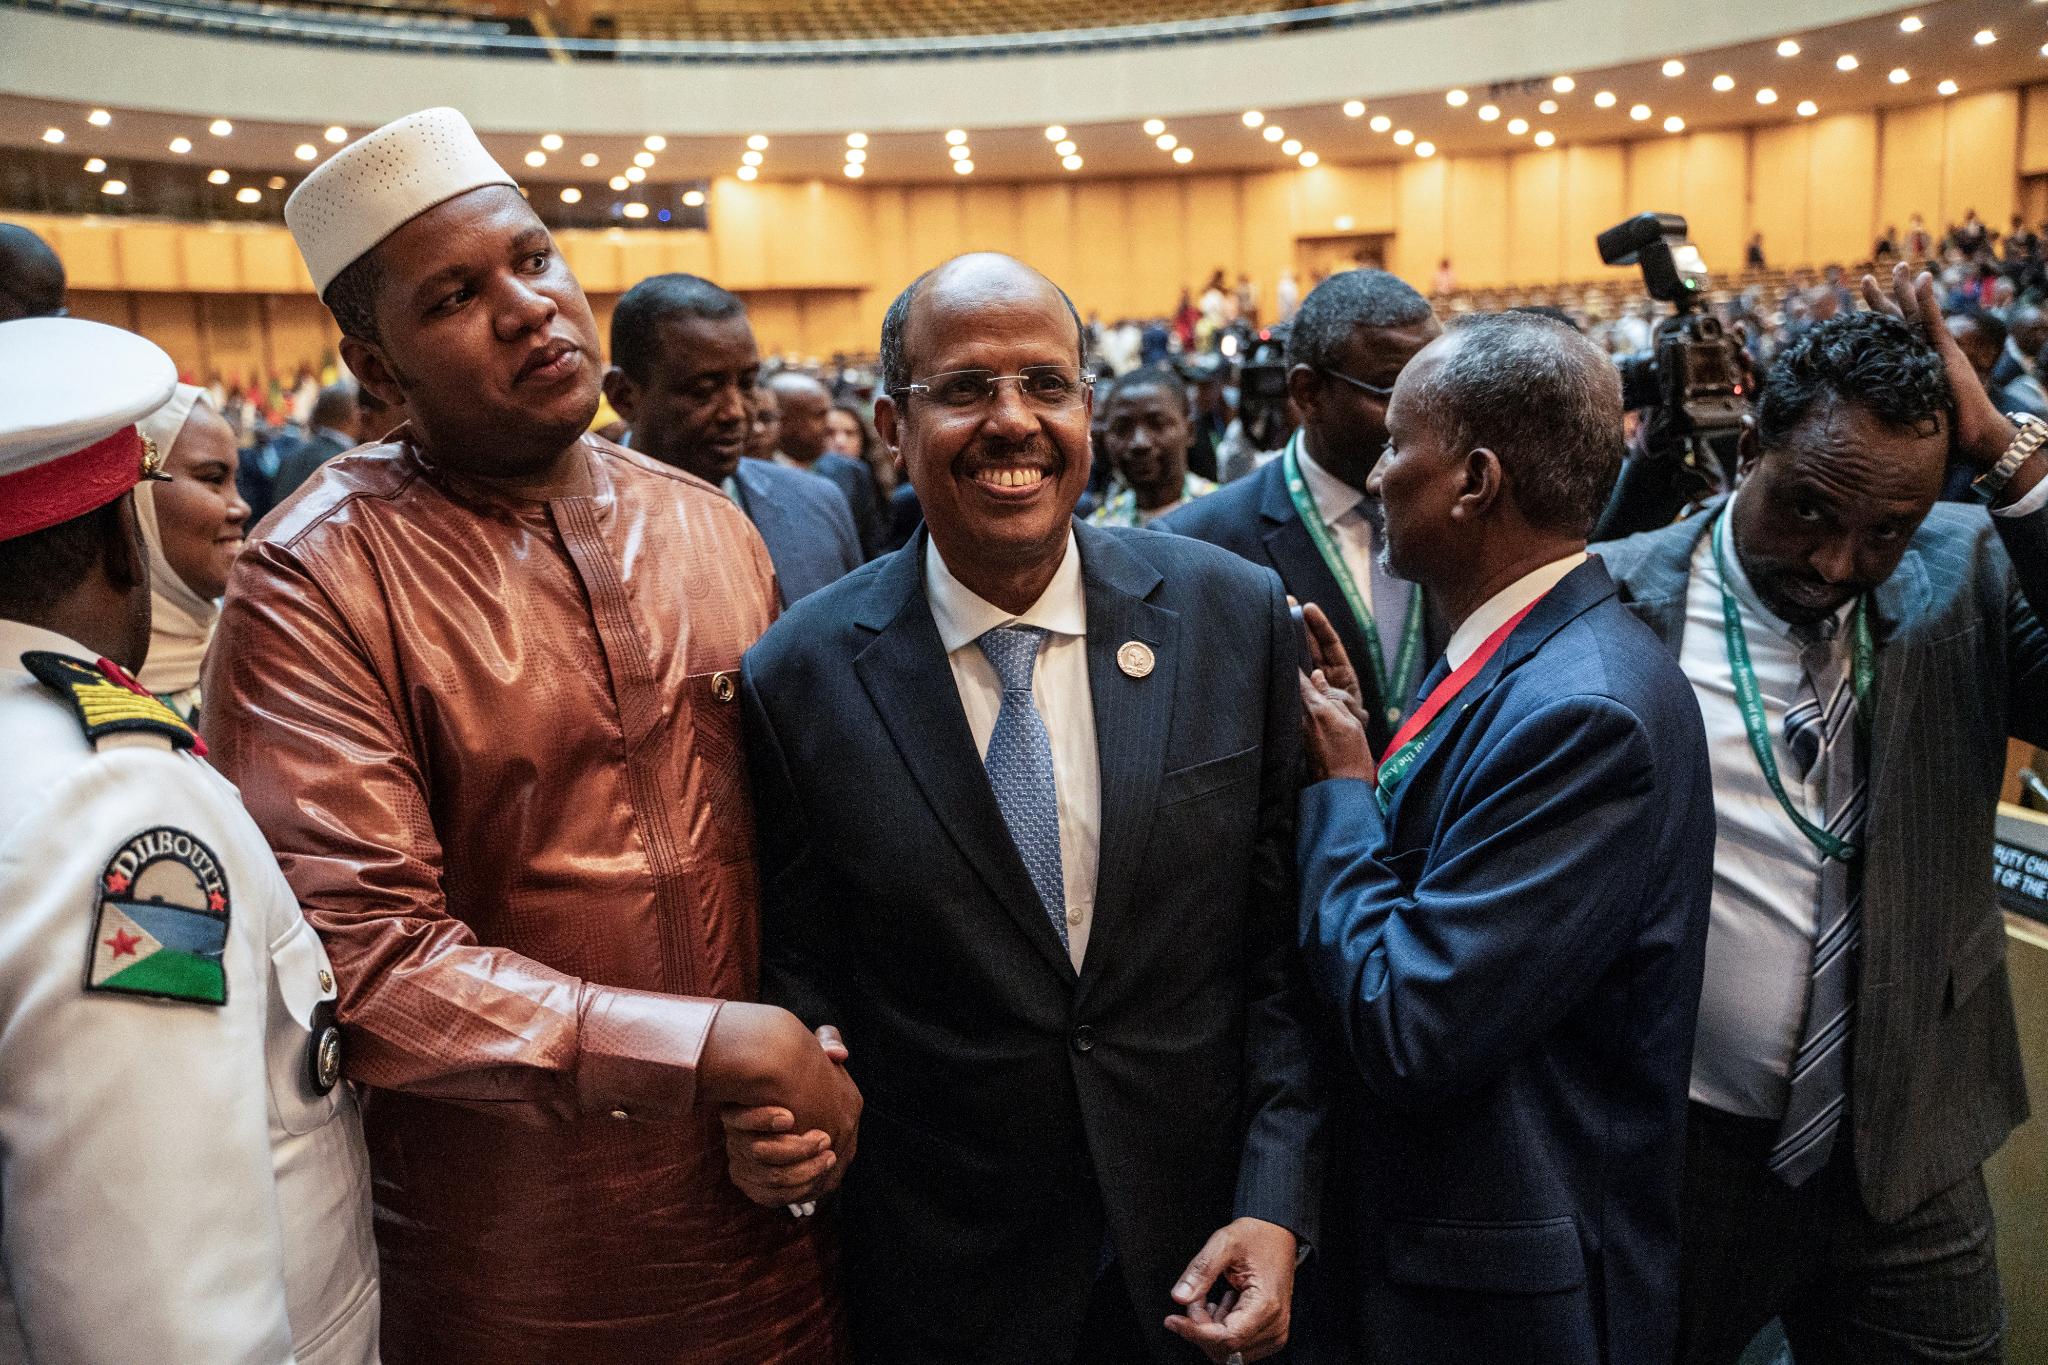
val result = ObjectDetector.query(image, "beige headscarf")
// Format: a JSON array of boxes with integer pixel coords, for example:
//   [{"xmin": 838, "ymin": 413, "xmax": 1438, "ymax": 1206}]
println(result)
[{"xmin": 133, "ymin": 384, "xmax": 221, "ymax": 703}]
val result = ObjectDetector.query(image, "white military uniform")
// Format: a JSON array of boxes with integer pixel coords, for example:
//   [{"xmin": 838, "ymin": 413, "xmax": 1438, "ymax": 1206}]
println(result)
[{"xmin": 0, "ymin": 316, "xmax": 378, "ymax": 1363}]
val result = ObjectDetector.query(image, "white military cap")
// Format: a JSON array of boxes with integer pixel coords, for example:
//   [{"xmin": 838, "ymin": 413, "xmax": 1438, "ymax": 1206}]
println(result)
[
  {"xmin": 0, "ymin": 318, "xmax": 178, "ymax": 541},
  {"xmin": 285, "ymin": 107, "xmax": 517, "ymax": 294}
]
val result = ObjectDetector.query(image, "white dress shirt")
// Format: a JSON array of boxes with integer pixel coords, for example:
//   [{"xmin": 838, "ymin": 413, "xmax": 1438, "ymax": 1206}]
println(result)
[
  {"xmin": 1294, "ymin": 437, "xmax": 1418, "ymax": 685},
  {"xmin": 925, "ymin": 533, "xmax": 1102, "ymax": 969},
  {"xmin": 1443, "ymin": 551, "xmax": 1587, "ymax": 669}
]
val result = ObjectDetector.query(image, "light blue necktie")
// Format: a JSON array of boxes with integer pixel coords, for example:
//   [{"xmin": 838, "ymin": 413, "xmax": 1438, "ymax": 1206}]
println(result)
[{"xmin": 977, "ymin": 625, "xmax": 1068, "ymax": 949}]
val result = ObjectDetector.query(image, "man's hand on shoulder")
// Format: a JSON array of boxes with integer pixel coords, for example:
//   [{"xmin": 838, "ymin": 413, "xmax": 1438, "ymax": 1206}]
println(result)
[
  {"xmin": 701, "ymin": 1008, "xmax": 861, "ymax": 1207},
  {"xmin": 1164, "ymin": 1217, "xmax": 1298, "ymax": 1363}
]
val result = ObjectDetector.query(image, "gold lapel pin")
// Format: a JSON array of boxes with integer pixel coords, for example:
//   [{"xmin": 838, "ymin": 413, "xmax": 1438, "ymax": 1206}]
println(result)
[{"xmin": 1117, "ymin": 641, "xmax": 1155, "ymax": 679}]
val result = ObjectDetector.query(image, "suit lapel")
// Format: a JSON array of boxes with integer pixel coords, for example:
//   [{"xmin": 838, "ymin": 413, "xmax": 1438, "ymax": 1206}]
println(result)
[
  {"xmin": 1073, "ymin": 526, "xmax": 1178, "ymax": 992},
  {"xmin": 1599, "ymin": 502, "xmax": 1719, "ymax": 655},
  {"xmin": 851, "ymin": 537, "xmax": 1076, "ymax": 983}
]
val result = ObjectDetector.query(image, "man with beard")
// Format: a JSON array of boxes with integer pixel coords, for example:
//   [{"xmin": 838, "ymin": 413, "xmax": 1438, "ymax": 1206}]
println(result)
[
  {"xmin": 740, "ymin": 253, "xmax": 1323, "ymax": 1364},
  {"xmin": 201, "ymin": 108, "xmax": 859, "ymax": 1363},
  {"xmin": 604, "ymin": 273, "xmax": 861, "ymax": 605}
]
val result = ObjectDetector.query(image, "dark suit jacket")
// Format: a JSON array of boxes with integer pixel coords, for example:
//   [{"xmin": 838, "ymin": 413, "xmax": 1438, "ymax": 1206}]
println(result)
[
  {"xmin": 731, "ymin": 457, "xmax": 862, "ymax": 605},
  {"xmin": 1159, "ymin": 456, "xmax": 1444, "ymax": 754},
  {"xmin": 268, "ymin": 429, "xmax": 352, "ymax": 511},
  {"xmin": 1598, "ymin": 499, "xmax": 2048, "ymax": 1222},
  {"xmin": 807, "ymin": 451, "xmax": 888, "ymax": 560},
  {"xmin": 1296, "ymin": 559, "xmax": 1714, "ymax": 1365},
  {"xmin": 742, "ymin": 524, "xmax": 1325, "ymax": 1365}
]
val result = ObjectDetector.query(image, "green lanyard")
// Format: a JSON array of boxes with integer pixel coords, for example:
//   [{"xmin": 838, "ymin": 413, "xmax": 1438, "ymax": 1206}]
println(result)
[
  {"xmin": 1281, "ymin": 435, "xmax": 1427, "ymax": 727},
  {"xmin": 1711, "ymin": 511, "xmax": 1873, "ymax": 864}
]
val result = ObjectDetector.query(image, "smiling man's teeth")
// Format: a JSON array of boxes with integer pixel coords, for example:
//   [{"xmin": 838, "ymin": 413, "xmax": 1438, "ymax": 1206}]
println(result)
[{"xmin": 978, "ymin": 468, "xmax": 1046, "ymax": 489}]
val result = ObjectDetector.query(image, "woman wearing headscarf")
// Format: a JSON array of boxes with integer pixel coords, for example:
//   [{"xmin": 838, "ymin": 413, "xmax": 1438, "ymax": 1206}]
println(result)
[{"xmin": 134, "ymin": 384, "xmax": 249, "ymax": 722}]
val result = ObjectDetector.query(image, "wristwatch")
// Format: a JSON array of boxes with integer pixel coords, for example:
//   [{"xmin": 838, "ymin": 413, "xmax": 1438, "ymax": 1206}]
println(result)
[{"xmin": 1975, "ymin": 412, "xmax": 2048, "ymax": 502}]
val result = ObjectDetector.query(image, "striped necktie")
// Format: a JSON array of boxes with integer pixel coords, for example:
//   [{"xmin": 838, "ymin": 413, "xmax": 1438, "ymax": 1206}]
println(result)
[{"xmin": 1768, "ymin": 627, "xmax": 1867, "ymax": 1187}]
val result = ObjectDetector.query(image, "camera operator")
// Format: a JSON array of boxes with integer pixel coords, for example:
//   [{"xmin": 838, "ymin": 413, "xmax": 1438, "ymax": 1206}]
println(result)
[{"xmin": 1217, "ymin": 328, "xmax": 1297, "ymax": 483}]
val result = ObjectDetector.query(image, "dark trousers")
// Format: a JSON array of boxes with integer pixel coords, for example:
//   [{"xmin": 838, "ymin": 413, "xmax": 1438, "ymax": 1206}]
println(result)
[
  {"xmin": 1676, "ymin": 1102, "xmax": 2005, "ymax": 1365},
  {"xmin": 1070, "ymin": 1259, "xmax": 1151, "ymax": 1365}
]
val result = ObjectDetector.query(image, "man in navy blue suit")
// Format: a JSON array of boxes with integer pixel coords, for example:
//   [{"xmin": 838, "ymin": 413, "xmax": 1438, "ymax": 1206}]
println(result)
[
  {"xmin": 603, "ymin": 274, "xmax": 862, "ymax": 605},
  {"xmin": 1294, "ymin": 310, "xmax": 1716, "ymax": 1364},
  {"xmin": 739, "ymin": 253, "xmax": 1324, "ymax": 1365}
]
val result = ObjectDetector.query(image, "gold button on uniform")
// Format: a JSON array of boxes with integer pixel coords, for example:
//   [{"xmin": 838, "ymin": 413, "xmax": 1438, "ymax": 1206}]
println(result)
[
  {"xmin": 318, "ymin": 969, "xmax": 334, "ymax": 993},
  {"xmin": 711, "ymin": 672, "xmax": 737, "ymax": 703}
]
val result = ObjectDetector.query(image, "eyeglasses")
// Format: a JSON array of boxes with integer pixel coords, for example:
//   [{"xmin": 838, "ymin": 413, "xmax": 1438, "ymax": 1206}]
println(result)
[
  {"xmin": 1319, "ymin": 367, "xmax": 1397, "ymax": 400},
  {"xmin": 892, "ymin": 366, "xmax": 1093, "ymax": 411}
]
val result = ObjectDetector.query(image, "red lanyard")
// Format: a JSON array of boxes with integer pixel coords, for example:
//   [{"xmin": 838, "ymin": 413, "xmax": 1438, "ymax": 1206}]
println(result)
[{"xmin": 1373, "ymin": 595, "xmax": 1543, "ymax": 797}]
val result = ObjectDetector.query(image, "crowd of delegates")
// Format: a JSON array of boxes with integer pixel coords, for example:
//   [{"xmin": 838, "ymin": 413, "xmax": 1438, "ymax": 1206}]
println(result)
[{"xmin": 0, "ymin": 106, "xmax": 2045, "ymax": 1365}]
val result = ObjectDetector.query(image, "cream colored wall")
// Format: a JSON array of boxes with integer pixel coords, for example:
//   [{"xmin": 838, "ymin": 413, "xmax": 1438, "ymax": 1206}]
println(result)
[{"xmin": 16, "ymin": 85, "xmax": 2031, "ymax": 377}]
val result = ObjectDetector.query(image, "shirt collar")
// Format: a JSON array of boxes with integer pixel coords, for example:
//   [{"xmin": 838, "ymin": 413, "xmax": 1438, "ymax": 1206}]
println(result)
[
  {"xmin": 1444, "ymin": 551, "xmax": 1587, "ymax": 669},
  {"xmin": 1292, "ymin": 432, "xmax": 1368, "ymax": 526},
  {"xmin": 925, "ymin": 530, "xmax": 1087, "ymax": 653}
]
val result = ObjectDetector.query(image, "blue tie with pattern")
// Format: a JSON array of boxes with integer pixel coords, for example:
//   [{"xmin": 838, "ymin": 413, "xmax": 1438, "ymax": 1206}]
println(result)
[{"xmin": 977, "ymin": 625, "xmax": 1068, "ymax": 949}]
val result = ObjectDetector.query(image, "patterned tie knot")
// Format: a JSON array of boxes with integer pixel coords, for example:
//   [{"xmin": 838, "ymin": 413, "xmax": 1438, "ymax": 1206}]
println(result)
[{"xmin": 979, "ymin": 626, "xmax": 1048, "ymax": 699}]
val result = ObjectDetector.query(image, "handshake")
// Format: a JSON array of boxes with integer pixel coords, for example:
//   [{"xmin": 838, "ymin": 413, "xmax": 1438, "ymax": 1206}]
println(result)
[{"xmin": 698, "ymin": 1002, "xmax": 863, "ymax": 1210}]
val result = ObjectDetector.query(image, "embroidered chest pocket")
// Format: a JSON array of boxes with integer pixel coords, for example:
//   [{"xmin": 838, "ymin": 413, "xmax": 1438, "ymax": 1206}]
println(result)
[{"xmin": 267, "ymin": 917, "xmax": 345, "ymax": 1136}]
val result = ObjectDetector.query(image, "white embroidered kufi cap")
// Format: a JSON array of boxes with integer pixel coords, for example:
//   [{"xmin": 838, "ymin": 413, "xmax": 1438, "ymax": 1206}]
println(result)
[{"xmin": 285, "ymin": 107, "xmax": 517, "ymax": 294}]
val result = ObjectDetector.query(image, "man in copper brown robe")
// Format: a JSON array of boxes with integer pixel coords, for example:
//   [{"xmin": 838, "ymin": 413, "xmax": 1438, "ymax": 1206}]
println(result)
[{"xmin": 201, "ymin": 107, "xmax": 857, "ymax": 1363}]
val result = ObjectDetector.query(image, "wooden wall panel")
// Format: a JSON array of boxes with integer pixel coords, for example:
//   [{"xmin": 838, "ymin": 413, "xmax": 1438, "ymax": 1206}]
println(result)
[
  {"xmin": 961, "ymin": 183, "xmax": 1021, "ymax": 257},
  {"xmin": 1944, "ymin": 90, "xmax": 2020, "ymax": 232},
  {"xmin": 2023, "ymin": 83, "xmax": 2048, "ymax": 176},
  {"xmin": 130, "ymin": 293, "xmax": 204, "ymax": 377},
  {"xmin": 1561, "ymin": 144, "xmax": 1628, "ymax": 280},
  {"xmin": 1750, "ymin": 124, "xmax": 1812, "ymax": 269},
  {"xmin": 1239, "ymin": 171, "xmax": 1296, "ymax": 317},
  {"xmin": 1125, "ymin": 179, "xmax": 1186, "ymax": 321},
  {"xmin": 1678, "ymin": 130, "xmax": 1749, "ymax": 278},
  {"xmin": 1017, "ymin": 182, "xmax": 1077, "ymax": 299},
  {"xmin": 1391, "ymin": 158, "xmax": 1447, "ymax": 289},
  {"xmin": 1878, "ymin": 101, "xmax": 1946, "ymax": 242},
  {"xmin": 117, "ymin": 223, "xmax": 186, "ymax": 290},
  {"xmin": 1183, "ymin": 175, "xmax": 1245, "ymax": 313},
  {"xmin": 1624, "ymin": 138, "xmax": 1685, "ymax": 224},
  {"xmin": 1068, "ymin": 182, "xmax": 1129, "ymax": 318},
  {"xmin": 1448, "ymin": 154, "xmax": 1510, "ymax": 287},
  {"xmin": 1807, "ymin": 114, "xmax": 1879, "ymax": 267},
  {"xmin": 198, "ymin": 293, "xmax": 265, "ymax": 380},
  {"xmin": 1506, "ymin": 149, "xmax": 1565, "ymax": 286}
]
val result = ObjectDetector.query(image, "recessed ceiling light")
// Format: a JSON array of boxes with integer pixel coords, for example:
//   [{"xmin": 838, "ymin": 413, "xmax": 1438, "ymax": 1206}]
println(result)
[
  {"xmin": 1889, "ymin": 67, "xmax": 1910, "ymax": 84},
  {"xmin": 1836, "ymin": 54, "xmax": 1858, "ymax": 71},
  {"xmin": 104, "ymin": 179, "xmax": 129, "ymax": 195},
  {"xmin": 644, "ymin": 134, "xmax": 667, "ymax": 151},
  {"xmin": 1663, "ymin": 115, "xmax": 1685, "ymax": 132},
  {"xmin": 848, "ymin": 132, "xmax": 869, "ymax": 148},
  {"xmin": 1630, "ymin": 104, "xmax": 1653, "ymax": 121},
  {"xmin": 1393, "ymin": 129, "xmax": 1415, "ymax": 146},
  {"xmin": 207, "ymin": 167, "xmax": 230, "ymax": 184},
  {"xmin": 83, "ymin": 157, "xmax": 106, "ymax": 173},
  {"xmin": 1777, "ymin": 39, "xmax": 1801, "ymax": 57},
  {"xmin": 624, "ymin": 202, "xmax": 649, "ymax": 219},
  {"xmin": 625, "ymin": 166, "xmax": 646, "ymax": 182},
  {"xmin": 847, "ymin": 148, "xmax": 867, "ymax": 163},
  {"xmin": 747, "ymin": 134, "xmax": 769, "ymax": 150},
  {"xmin": 1173, "ymin": 146, "xmax": 1194, "ymax": 164},
  {"xmin": 843, "ymin": 163, "xmax": 864, "ymax": 178},
  {"xmin": 1446, "ymin": 89, "xmax": 1470, "ymax": 107},
  {"xmin": 1756, "ymin": 87, "xmax": 1779, "ymax": 104},
  {"xmin": 633, "ymin": 151, "xmax": 655, "ymax": 167},
  {"xmin": 947, "ymin": 145, "xmax": 969, "ymax": 161},
  {"xmin": 1343, "ymin": 100, "xmax": 1366, "ymax": 118},
  {"xmin": 683, "ymin": 189, "xmax": 706, "ymax": 206},
  {"xmin": 737, "ymin": 165, "xmax": 758, "ymax": 181},
  {"xmin": 1594, "ymin": 90, "xmax": 1618, "ymax": 108},
  {"xmin": 209, "ymin": 118, "xmax": 232, "ymax": 137},
  {"xmin": 1143, "ymin": 118, "xmax": 1166, "ymax": 136},
  {"xmin": 524, "ymin": 151, "xmax": 546, "ymax": 168},
  {"xmin": 1055, "ymin": 139, "xmax": 1077, "ymax": 155},
  {"xmin": 1974, "ymin": 29, "xmax": 1995, "ymax": 46},
  {"xmin": 236, "ymin": 187, "xmax": 261, "ymax": 204},
  {"xmin": 580, "ymin": 152, "xmax": 599, "ymax": 167},
  {"xmin": 1797, "ymin": 100, "xmax": 1820, "ymax": 116},
  {"xmin": 1899, "ymin": 15, "xmax": 1922, "ymax": 32},
  {"xmin": 1413, "ymin": 143, "xmax": 1434, "ymax": 159},
  {"xmin": 1539, "ymin": 99, "xmax": 1560, "ymax": 114},
  {"xmin": 325, "ymin": 125, "xmax": 347, "ymax": 143},
  {"xmin": 541, "ymin": 134, "xmax": 563, "ymax": 151},
  {"xmin": 1263, "ymin": 126, "xmax": 1285, "ymax": 143},
  {"xmin": 1662, "ymin": 59, "xmax": 1685, "ymax": 76},
  {"xmin": 1508, "ymin": 118, "xmax": 1531, "ymax": 135},
  {"xmin": 1282, "ymin": 138, "xmax": 1302, "ymax": 155},
  {"xmin": 294, "ymin": 143, "xmax": 316, "ymax": 161},
  {"xmin": 609, "ymin": 175, "xmax": 629, "ymax": 190},
  {"xmin": 944, "ymin": 129, "xmax": 967, "ymax": 146},
  {"xmin": 1713, "ymin": 73, "xmax": 1736, "ymax": 91},
  {"xmin": 1299, "ymin": 151, "xmax": 1320, "ymax": 166},
  {"xmin": 557, "ymin": 186, "xmax": 582, "ymax": 203},
  {"xmin": 41, "ymin": 128, "xmax": 64, "ymax": 144},
  {"xmin": 743, "ymin": 150, "xmax": 765, "ymax": 166},
  {"xmin": 1553, "ymin": 76, "xmax": 1576, "ymax": 93},
  {"xmin": 1045, "ymin": 125, "xmax": 1066, "ymax": 140},
  {"xmin": 1534, "ymin": 130, "xmax": 1557, "ymax": 147},
  {"xmin": 1938, "ymin": 79, "xmax": 1959, "ymax": 96},
  {"xmin": 1063, "ymin": 154, "xmax": 1083, "ymax": 170},
  {"xmin": 952, "ymin": 159, "xmax": 973, "ymax": 175},
  {"xmin": 87, "ymin": 109, "xmax": 111, "ymax": 127},
  {"xmin": 1370, "ymin": 115, "xmax": 1392, "ymax": 133},
  {"xmin": 1478, "ymin": 104, "xmax": 1500, "ymax": 122},
  {"xmin": 1157, "ymin": 134, "xmax": 1178, "ymax": 151},
  {"xmin": 267, "ymin": 175, "xmax": 285, "ymax": 190},
  {"xmin": 1241, "ymin": 111, "xmax": 1264, "ymax": 128}
]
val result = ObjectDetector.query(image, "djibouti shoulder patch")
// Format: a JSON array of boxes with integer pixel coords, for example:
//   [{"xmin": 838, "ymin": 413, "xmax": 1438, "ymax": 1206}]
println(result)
[{"xmin": 85, "ymin": 827, "xmax": 230, "ymax": 1006}]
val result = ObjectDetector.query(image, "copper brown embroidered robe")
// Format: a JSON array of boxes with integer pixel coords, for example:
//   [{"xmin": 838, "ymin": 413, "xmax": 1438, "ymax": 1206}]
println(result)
[{"xmin": 202, "ymin": 431, "xmax": 841, "ymax": 1363}]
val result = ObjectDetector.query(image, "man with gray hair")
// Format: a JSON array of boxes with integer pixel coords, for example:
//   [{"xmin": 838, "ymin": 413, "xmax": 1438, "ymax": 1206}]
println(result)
[
  {"xmin": 1164, "ymin": 269, "xmax": 1442, "ymax": 754},
  {"xmin": 1294, "ymin": 310, "xmax": 1716, "ymax": 1363}
]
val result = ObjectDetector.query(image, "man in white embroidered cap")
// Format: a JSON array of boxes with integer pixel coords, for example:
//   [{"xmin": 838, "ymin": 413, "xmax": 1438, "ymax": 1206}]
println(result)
[
  {"xmin": 202, "ymin": 108, "xmax": 858, "ymax": 1362},
  {"xmin": 0, "ymin": 317, "xmax": 380, "ymax": 1362}
]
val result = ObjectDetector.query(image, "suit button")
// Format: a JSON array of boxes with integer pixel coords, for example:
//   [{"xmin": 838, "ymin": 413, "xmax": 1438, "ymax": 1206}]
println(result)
[{"xmin": 1071, "ymin": 1025, "xmax": 1095, "ymax": 1054}]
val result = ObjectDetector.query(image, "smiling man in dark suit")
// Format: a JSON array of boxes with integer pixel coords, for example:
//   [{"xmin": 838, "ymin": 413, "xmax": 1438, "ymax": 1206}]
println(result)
[
  {"xmin": 739, "ymin": 252, "xmax": 1324, "ymax": 1365},
  {"xmin": 1163, "ymin": 270, "xmax": 1442, "ymax": 754}
]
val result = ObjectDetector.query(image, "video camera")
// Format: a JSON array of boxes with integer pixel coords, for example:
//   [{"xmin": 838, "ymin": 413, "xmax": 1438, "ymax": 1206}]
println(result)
[{"xmin": 1593, "ymin": 212, "xmax": 1751, "ymax": 538}]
